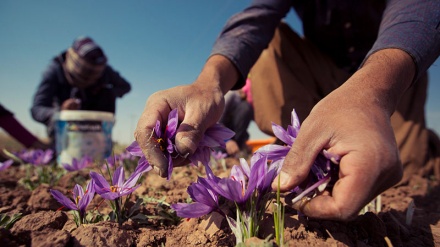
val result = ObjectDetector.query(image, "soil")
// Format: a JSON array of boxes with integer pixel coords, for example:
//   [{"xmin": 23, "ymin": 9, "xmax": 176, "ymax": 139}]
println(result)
[{"xmin": 0, "ymin": 156, "xmax": 439, "ymax": 247}]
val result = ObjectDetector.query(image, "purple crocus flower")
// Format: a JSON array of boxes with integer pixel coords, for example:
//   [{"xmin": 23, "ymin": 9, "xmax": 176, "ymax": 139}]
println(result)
[
  {"xmin": 255, "ymin": 109, "xmax": 341, "ymax": 204},
  {"xmin": 50, "ymin": 180, "xmax": 95, "ymax": 218},
  {"xmin": 17, "ymin": 149, "xmax": 54, "ymax": 166},
  {"xmin": 62, "ymin": 156, "xmax": 93, "ymax": 171},
  {"xmin": 127, "ymin": 108, "xmax": 235, "ymax": 180},
  {"xmin": 0, "ymin": 159, "xmax": 13, "ymax": 171},
  {"xmin": 172, "ymin": 164, "xmax": 222, "ymax": 218},
  {"xmin": 171, "ymin": 181, "xmax": 220, "ymax": 218},
  {"xmin": 255, "ymin": 109, "xmax": 300, "ymax": 162},
  {"xmin": 90, "ymin": 162, "xmax": 151, "ymax": 200},
  {"xmin": 206, "ymin": 154, "xmax": 281, "ymax": 207}
]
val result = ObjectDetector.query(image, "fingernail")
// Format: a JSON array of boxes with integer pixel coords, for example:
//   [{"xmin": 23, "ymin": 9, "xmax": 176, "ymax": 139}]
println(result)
[
  {"xmin": 271, "ymin": 171, "xmax": 289, "ymax": 190},
  {"xmin": 278, "ymin": 171, "xmax": 289, "ymax": 186},
  {"xmin": 153, "ymin": 166, "xmax": 162, "ymax": 176}
]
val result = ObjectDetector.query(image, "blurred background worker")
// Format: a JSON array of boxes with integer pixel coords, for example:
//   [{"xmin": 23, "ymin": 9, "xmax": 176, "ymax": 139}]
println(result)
[
  {"xmin": 31, "ymin": 36, "xmax": 131, "ymax": 147},
  {"xmin": 219, "ymin": 77, "xmax": 254, "ymax": 157},
  {"xmin": 0, "ymin": 104, "xmax": 49, "ymax": 161}
]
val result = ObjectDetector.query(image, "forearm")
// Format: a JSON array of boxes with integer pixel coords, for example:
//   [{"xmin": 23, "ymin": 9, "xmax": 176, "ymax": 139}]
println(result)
[
  {"xmin": 194, "ymin": 55, "xmax": 239, "ymax": 96},
  {"xmin": 31, "ymin": 105, "xmax": 56, "ymax": 125},
  {"xmin": 352, "ymin": 48, "xmax": 415, "ymax": 116}
]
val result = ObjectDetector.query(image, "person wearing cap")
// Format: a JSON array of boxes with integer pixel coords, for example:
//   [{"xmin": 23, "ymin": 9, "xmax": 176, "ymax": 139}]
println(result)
[
  {"xmin": 31, "ymin": 36, "xmax": 131, "ymax": 146},
  {"xmin": 218, "ymin": 77, "xmax": 254, "ymax": 157}
]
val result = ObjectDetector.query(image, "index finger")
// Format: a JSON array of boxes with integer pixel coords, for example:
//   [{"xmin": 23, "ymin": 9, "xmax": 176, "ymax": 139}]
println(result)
[{"xmin": 134, "ymin": 95, "xmax": 170, "ymax": 177}]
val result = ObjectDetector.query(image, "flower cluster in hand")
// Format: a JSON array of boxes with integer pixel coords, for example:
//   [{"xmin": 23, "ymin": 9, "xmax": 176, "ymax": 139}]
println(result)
[
  {"xmin": 127, "ymin": 108, "xmax": 235, "ymax": 179},
  {"xmin": 255, "ymin": 109, "xmax": 340, "ymax": 205}
]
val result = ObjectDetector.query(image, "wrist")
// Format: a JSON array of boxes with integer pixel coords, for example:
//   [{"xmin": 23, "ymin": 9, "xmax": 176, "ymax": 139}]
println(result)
[{"xmin": 195, "ymin": 55, "xmax": 239, "ymax": 95}]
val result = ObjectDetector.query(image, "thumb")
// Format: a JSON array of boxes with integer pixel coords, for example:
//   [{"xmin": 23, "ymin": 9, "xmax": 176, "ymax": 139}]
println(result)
[{"xmin": 272, "ymin": 125, "xmax": 326, "ymax": 192}]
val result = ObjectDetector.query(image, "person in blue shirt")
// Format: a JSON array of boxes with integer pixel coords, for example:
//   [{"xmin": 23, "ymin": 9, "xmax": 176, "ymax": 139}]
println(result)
[
  {"xmin": 31, "ymin": 37, "xmax": 131, "ymax": 146},
  {"xmin": 134, "ymin": 0, "xmax": 440, "ymax": 220}
]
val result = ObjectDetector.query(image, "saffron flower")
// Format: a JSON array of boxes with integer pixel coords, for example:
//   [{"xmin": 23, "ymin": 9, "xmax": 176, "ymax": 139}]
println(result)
[
  {"xmin": 50, "ymin": 180, "xmax": 95, "ymax": 225},
  {"xmin": 17, "ymin": 149, "xmax": 54, "ymax": 166},
  {"xmin": 62, "ymin": 156, "xmax": 93, "ymax": 171},
  {"xmin": 0, "ymin": 159, "xmax": 13, "ymax": 171},
  {"xmin": 255, "ymin": 108, "xmax": 340, "ymax": 205},
  {"xmin": 90, "ymin": 162, "xmax": 151, "ymax": 200},
  {"xmin": 127, "ymin": 108, "xmax": 234, "ymax": 179},
  {"xmin": 208, "ymin": 153, "xmax": 282, "ymax": 207},
  {"xmin": 171, "ymin": 180, "xmax": 220, "ymax": 218}
]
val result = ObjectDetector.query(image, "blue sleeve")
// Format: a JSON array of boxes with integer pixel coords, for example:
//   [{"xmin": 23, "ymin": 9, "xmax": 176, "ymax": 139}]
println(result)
[
  {"xmin": 365, "ymin": 0, "xmax": 440, "ymax": 80},
  {"xmin": 210, "ymin": 0, "xmax": 292, "ymax": 88},
  {"xmin": 31, "ymin": 61, "xmax": 59, "ymax": 125}
]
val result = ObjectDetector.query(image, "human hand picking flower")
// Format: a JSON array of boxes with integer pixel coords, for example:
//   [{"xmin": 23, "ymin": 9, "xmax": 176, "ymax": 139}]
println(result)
[
  {"xmin": 134, "ymin": 55, "xmax": 238, "ymax": 177},
  {"xmin": 272, "ymin": 49, "xmax": 414, "ymax": 220}
]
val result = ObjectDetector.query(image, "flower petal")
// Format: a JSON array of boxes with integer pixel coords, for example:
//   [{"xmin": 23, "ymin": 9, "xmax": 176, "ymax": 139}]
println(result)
[
  {"xmin": 90, "ymin": 171, "xmax": 111, "ymax": 194},
  {"xmin": 171, "ymin": 202, "xmax": 214, "ymax": 218},
  {"xmin": 50, "ymin": 189, "xmax": 77, "ymax": 210},
  {"xmin": 112, "ymin": 166, "xmax": 125, "ymax": 188},
  {"xmin": 126, "ymin": 141, "xmax": 143, "ymax": 157},
  {"xmin": 166, "ymin": 109, "xmax": 178, "ymax": 138}
]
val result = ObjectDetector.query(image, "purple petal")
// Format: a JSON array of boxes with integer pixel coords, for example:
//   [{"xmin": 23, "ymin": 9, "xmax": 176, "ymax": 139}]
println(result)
[
  {"xmin": 0, "ymin": 159, "xmax": 13, "ymax": 171},
  {"xmin": 133, "ymin": 159, "xmax": 152, "ymax": 174},
  {"xmin": 112, "ymin": 166, "xmax": 125, "ymax": 188},
  {"xmin": 171, "ymin": 202, "xmax": 214, "ymax": 218},
  {"xmin": 90, "ymin": 171, "xmax": 111, "ymax": 193},
  {"xmin": 166, "ymin": 109, "xmax": 178, "ymax": 138},
  {"xmin": 126, "ymin": 141, "xmax": 143, "ymax": 157},
  {"xmin": 73, "ymin": 184, "xmax": 84, "ymax": 199},
  {"xmin": 154, "ymin": 120, "xmax": 162, "ymax": 137},
  {"xmin": 255, "ymin": 144, "xmax": 290, "ymax": 161},
  {"xmin": 77, "ymin": 181, "xmax": 95, "ymax": 213},
  {"xmin": 187, "ymin": 183, "xmax": 217, "ymax": 207},
  {"xmin": 123, "ymin": 172, "xmax": 142, "ymax": 189},
  {"xmin": 167, "ymin": 153, "xmax": 173, "ymax": 180},
  {"xmin": 50, "ymin": 189, "xmax": 77, "ymax": 210},
  {"xmin": 119, "ymin": 184, "xmax": 141, "ymax": 197},
  {"xmin": 99, "ymin": 191, "xmax": 121, "ymax": 200},
  {"xmin": 288, "ymin": 109, "xmax": 301, "ymax": 137},
  {"xmin": 272, "ymin": 123, "xmax": 294, "ymax": 146},
  {"xmin": 212, "ymin": 178, "xmax": 244, "ymax": 203}
]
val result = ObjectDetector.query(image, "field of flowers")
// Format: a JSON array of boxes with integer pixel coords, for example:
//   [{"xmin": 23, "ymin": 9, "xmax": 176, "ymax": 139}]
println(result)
[{"xmin": 0, "ymin": 109, "xmax": 439, "ymax": 246}]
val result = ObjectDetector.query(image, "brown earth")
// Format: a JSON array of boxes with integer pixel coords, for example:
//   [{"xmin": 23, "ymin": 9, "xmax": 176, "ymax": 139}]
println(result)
[{"xmin": 0, "ymin": 156, "xmax": 439, "ymax": 247}]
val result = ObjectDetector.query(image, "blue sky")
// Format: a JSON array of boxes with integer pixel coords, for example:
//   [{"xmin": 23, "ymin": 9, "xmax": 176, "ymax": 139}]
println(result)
[{"xmin": 1, "ymin": 1, "xmax": 439, "ymax": 145}]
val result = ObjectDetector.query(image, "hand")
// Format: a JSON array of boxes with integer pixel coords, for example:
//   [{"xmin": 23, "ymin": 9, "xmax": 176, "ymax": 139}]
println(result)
[
  {"xmin": 135, "ymin": 55, "xmax": 239, "ymax": 177},
  {"xmin": 272, "ymin": 49, "xmax": 415, "ymax": 220},
  {"xmin": 225, "ymin": 140, "xmax": 240, "ymax": 156},
  {"xmin": 61, "ymin": 98, "xmax": 81, "ymax": 110}
]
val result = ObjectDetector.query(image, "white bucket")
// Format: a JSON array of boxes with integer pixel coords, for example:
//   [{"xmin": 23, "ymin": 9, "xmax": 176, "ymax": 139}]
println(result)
[{"xmin": 54, "ymin": 110, "xmax": 115, "ymax": 165}]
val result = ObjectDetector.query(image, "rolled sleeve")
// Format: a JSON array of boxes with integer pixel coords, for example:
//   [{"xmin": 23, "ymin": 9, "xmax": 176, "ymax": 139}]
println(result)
[
  {"xmin": 210, "ymin": 0, "xmax": 291, "ymax": 88},
  {"xmin": 365, "ymin": 0, "xmax": 440, "ymax": 80}
]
